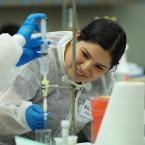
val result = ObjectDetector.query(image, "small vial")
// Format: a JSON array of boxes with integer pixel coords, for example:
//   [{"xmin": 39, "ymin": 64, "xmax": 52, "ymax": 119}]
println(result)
[
  {"xmin": 54, "ymin": 137, "xmax": 63, "ymax": 145},
  {"xmin": 61, "ymin": 120, "xmax": 70, "ymax": 145},
  {"xmin": 68, "ymin": 135, "xmax": 78, "ymax": 145}
]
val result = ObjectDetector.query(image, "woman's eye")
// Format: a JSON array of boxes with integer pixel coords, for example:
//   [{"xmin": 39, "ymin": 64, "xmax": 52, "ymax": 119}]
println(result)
[
  {"xmin": 95, "ymin": 64, "xmax": 104, "ymax": 71},
  {"xmin": 82, "ymin": 51, "xmax": 89, "ymax": 58}
]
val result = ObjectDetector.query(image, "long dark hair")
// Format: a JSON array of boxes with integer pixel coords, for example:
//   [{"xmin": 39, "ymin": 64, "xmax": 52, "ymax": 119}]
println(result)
[{"xmin": 78, "ymin": 19, "xmax": 127, "ymax": 69}]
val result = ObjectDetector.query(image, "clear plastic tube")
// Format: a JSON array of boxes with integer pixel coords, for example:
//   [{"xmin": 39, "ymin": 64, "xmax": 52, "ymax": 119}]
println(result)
[
  {"xmin": 40, "ymin": 18, "xmax": 49, "ymax": 128},
  {"xmin": 61, "ymin": 120, "xmax": 70, "ymax": 145},
  {"xmin": 40, "ymin": 19, "xmax": 49, "ymax": 76}
]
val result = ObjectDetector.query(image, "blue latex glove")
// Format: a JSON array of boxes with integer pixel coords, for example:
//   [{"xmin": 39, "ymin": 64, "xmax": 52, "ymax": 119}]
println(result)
[
  {"xmin": 17, "ymin": 13, "xmax": 47, "ymax": 42},
  {"xmin": 25, "ymin": 104, "xmax": 45, "ymax": 130},
  {"xmin": 16, "ymin": 37, "xmax": 44, "ymax": 66}
]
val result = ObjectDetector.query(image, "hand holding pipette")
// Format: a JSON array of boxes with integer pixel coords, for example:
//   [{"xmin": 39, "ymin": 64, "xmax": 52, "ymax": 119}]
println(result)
[{"xmin": 25, "ymin": 104, "xmax": 45, "ymax": 130}]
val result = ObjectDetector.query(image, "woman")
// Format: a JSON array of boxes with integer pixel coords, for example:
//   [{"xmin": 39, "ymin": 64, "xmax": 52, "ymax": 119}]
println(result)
[{"xmin": 0, "ymin": 18, "xmax": 126, "ymax": 142}]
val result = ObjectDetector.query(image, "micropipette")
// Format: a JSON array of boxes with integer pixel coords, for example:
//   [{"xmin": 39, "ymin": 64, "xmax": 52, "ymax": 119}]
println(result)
[{"xmin": 40, "ymin": 18, "xmax": 49, "ymax": 128}]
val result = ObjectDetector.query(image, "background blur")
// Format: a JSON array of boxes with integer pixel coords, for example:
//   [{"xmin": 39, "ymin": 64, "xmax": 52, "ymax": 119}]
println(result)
[{"xmin": 0, "ymin": 0, "xmax": 145, "ymax": 70}]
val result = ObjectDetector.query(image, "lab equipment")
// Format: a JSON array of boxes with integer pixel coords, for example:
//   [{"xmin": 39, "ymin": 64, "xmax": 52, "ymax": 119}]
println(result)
[
  {"xmin": 54, "ymin": 120, "xmax": 78, "ymax": 145},
  {"xmin": 54, "ymin": 136, "xmax": 78, "ymax": 145},
  {"xmin": 67, "ymin": 135, "xmax": 78, "ymax": 145},
  {"xmin": 25, "ymin": 104, "xmax": 45, "ymax": 130},
  {"xmin": 17, "ymin": 13, "xmax": 47, "ymax": 42},
  {"xmin": 69, "ymin": 0, "xmax": 78, "ymax": 134},
  {"xmin": 35, "ymin": 129, "xmax": 51, "ymax": 144},
  {"xmin": 54, "ymin": 137, "xmax": 63, "ymax": 145},
  {"xmin": 16, "ymin": 37, "xmax": 43, "ymax": 66},
  {"xmin": 62, "ymin": 75, "xmax": 92, "ymax": 91},
  {"xmin": 40, "ymin": 18, "xmax": 49, "ymax": 128},
  {"xmin": 90, "ymin": 97, "xmax": 109, "ymax": 143},
  {"xmin": 95, "ymin": 81, "xmax": 144, "ymax": 145},
  {"xmin": 61, "ymin": 120, "xmax": 70, "ymax": 145}
]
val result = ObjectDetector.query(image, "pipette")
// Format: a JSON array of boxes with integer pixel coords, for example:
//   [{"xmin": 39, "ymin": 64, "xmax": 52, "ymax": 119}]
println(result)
[
  {"xmin": 40, "ymin": 19, "xmax": 49, "ymax": 75},
  {"xmin": 40, "ymin": 18, "xmax": 49, "ymax": 128}
]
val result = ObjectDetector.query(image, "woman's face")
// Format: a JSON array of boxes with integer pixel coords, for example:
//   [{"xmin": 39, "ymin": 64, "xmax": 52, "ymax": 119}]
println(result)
[{"xmin": 64, "ymin": 40, "xmax": 112, "ymax": 83}]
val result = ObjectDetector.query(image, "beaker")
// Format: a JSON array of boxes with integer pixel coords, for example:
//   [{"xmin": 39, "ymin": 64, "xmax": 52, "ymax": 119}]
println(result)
[
  {"xmin": 91, "ymin": 97, "xmax": 109, "ymax": 143},
  {"xmin": 35, "ymin": 129, "xmax": 51, "ymax": 145}
]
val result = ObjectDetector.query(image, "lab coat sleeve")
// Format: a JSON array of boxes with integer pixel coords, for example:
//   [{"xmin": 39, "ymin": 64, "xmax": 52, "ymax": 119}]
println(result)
[
  {"xmin": 0, "ymin": 33, "xmax": 25, "ymax": 91},
  {"xmin": 0, "ymin": 101, "xmax": 32, "ymax": 140},
  {"xmin": 0, "ymin": 60, "xmax": 42, "ymax": 139}
]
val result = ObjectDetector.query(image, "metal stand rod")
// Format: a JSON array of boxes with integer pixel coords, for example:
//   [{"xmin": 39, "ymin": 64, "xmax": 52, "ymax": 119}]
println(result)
[
  {"xmin": 62, "ymin": 0, "xmax": 68, "ymax": 30},
  {"xmin": 70, "ymin": 0, "xmax": 77, "ymax": 135}
]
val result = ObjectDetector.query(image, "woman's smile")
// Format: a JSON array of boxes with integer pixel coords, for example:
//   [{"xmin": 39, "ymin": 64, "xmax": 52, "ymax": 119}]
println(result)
[
  {"xmin": 76, "ymin": 67, "xmax": 87, "ymax": 78},
  {"xmin": 64, "ymin": 40, "xmax": 111, "ymax": 83}
]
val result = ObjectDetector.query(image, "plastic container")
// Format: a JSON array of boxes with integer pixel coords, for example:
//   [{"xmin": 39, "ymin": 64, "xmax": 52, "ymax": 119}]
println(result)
[
  {"xmin": 91, "ymin": 97, "xmax": 109, "ymax": 143},
  {"xmin": 35, "ymin": 129, "xmax": 51, "ymax": 145}
]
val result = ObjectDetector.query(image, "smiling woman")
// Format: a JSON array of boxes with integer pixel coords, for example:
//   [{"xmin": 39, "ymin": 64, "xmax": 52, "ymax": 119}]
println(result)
[
  {"xmin": 0, "ymin": 17, "xmax": 127, "ymax": 144},
  {"xmin": 65, "ymin": 41, "xmax": 112, "ymax": 82},
  {"xmin": 77, "ymin": 19, "xmax": 127, "ymax": 69},
  {"xmin": 65, "ymin": 19, "xmax": 126, "ymax": 83}
]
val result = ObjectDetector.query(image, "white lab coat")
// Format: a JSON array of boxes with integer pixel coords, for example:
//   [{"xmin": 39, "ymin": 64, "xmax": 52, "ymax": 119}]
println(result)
[
  {"xmin": 0, "ymin": 33, "xmax": 25, "ymax": 92},
  {"xmin": 0, "ymin": 31, "xmax": 114, "ymax": 143}
]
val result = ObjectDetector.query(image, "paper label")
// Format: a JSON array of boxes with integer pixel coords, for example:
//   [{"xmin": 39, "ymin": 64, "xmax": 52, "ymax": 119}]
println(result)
[{"xmin": 79, "ymin": 99, "xmax": 91, "ymax": 120}]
